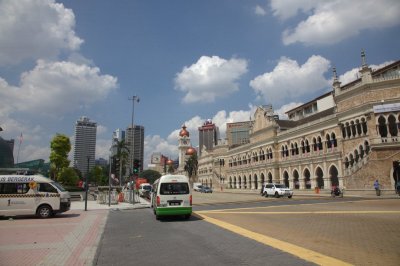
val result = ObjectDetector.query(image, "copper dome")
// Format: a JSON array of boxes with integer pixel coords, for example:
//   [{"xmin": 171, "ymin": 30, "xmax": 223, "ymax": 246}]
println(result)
[
  {"xmin": 179, "ymin": 125, "xmax": 189, "ymax": 137},
  {"xmin": 186, "ymin": 147, "xmax": 196, "ymax": 155}
]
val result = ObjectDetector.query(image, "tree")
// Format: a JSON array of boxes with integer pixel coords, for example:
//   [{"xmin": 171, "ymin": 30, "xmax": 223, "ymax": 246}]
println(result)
[
  {"xmin": 91, "ymin": 165, "xmax": 108, "ymax": 186},
  {"xmin": 140, "ymin": 169, "xmax": 161, "ymax": 184},
  {"xmin": 113, "ymin": 139, "xmax": 130, "ymax": 183},
  {"xmin": 49, "ymin": 134, "xmax": 71, "ymax": 181},
  {"xmin": 58, "ymin": 167, "xmax": 79, "ymax": 186},
  {"xmin": 184, "ymin": 153, "xmax": 198, "ymax": 181}
]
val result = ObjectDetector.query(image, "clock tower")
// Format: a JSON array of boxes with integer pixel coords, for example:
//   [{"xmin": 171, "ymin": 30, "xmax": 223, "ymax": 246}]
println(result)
[{"xmin": 178, "ymin": 124, "xmax": 191, "ymax": 171}]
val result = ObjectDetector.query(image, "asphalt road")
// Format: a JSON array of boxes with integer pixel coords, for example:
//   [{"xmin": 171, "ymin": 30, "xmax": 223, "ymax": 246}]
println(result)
[
  {"xmin": 95, "ymin": 197, "xmax": 400, "ymax": 266},
  {"xmin": 94, "ymin": 207, "xmax": 315, "ymax": 266}
]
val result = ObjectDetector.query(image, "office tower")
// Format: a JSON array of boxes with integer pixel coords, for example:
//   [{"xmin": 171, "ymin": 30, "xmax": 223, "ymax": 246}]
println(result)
[
  {"xmin": 198, "ymin": 119, "xmax": 219, "ymax": 156},
  {"xmin": 226, "ymin": 121, "xmax": 251, "ymax": 148},
  {"xmin": 126, "ymin": 125, "xmax": 144, "ymax": 173},
  {"xmin": 73, "ymin": 116, "xmax": 97, "ymax": 177}
]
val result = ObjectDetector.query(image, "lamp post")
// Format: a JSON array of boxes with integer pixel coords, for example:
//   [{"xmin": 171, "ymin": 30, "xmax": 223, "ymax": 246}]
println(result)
[
  {"xmin": 129, "ymin": 95, "xmax": 139, "ymax": 204},
  {"xmin": 85, "ymin": 156, "xmax": 90, "ymax": 211}
]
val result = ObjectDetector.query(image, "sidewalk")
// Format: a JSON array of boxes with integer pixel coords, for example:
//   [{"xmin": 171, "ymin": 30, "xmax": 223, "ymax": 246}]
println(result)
[{"xmin": 70, "ymin": 195, "xmax": 150, "ymax": 211}]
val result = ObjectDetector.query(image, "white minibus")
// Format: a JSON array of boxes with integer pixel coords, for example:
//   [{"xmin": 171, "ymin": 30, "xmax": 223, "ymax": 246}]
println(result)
[
  {"xmin": 151, "ymin": 175, "xmax": 192, "ymax": 220},
  {"xmin": 0, "ymin": 175, "xmax": 71, "ymax": 218}
]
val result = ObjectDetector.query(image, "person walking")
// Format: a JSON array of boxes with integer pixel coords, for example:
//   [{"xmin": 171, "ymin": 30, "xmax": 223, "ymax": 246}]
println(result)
[{"xmin": 374, "ymin": 179, "xmax": 381, "ymax": 196}]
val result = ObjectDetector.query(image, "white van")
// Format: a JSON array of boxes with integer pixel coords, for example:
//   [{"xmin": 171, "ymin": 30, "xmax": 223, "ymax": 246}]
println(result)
[
  {"xmin": 0, "ymin": 175, "xmax": 71, "ymax": 218},
  {"xmin": 138, "ymin": 183, "xmax": 152, "ymax": 197},
  {"xmin": 151, "ymin": 174, "xmax": 192, "ymax": 220}
]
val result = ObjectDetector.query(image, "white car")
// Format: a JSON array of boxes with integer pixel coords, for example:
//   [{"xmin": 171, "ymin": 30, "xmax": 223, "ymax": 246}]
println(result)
[{"xmin": 262, "ymin": 183, "xmax": 293, "ymax": 198}]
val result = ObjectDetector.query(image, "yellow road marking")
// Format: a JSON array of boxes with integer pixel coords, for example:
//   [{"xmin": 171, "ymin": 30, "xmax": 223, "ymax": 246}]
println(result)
[
  {"xmin": 196, "ymin": 212, "xmax": 353, "ymax": 266},
  {"xmin": 196, "ymin": 210, "xmax": 400, "ymax": 215}
]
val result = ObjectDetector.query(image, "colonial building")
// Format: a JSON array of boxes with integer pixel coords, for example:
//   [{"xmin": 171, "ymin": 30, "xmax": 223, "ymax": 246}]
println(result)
[{"xmin": 197, "ymin": 54, "xmax": 400, "ymax": 192}]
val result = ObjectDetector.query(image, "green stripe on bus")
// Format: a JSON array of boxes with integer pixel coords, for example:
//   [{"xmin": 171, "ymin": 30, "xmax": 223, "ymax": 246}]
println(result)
[{"xmin": 156, "ymin": 207, "xmax": 192, "ymax": 216}]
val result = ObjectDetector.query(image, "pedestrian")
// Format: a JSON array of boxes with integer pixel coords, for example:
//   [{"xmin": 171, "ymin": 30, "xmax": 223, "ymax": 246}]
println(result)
[{"xmin": 374, "ymin": 179, "xmax": 380, "ymax": 196}]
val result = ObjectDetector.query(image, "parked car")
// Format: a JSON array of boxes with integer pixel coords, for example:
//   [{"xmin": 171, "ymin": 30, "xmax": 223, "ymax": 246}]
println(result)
[
  {"xmin": 193, "ymin": 183, "xmax": 203, "ymax": 192},
  {"xmin": 262, "ymin": 183, "xmax": 293, "ymax": 198},
  {"xmin": 200, "ymin": 186, "xmax": 213, "ymax": 193}
]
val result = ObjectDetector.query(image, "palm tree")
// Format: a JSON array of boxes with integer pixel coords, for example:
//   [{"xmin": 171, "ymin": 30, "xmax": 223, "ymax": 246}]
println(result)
[
  {"xmin": 184, "ymin": 153, "xmax": 198, "ymax": 182},
  {"xmin": 114, "ymin": 139, "xmax": 130, "ymax": 185}
]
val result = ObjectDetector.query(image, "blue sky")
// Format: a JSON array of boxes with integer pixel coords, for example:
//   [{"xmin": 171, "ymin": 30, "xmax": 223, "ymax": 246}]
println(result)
[{"xmin": 1, "ymin": 0, "xmax": 399, "ymax": 167}]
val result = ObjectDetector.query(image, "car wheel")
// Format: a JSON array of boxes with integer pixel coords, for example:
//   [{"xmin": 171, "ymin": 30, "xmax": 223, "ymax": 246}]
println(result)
[
  {"xmin": 275, "ymin": 192, "xmax": 280, "ymax": 198},
  {"xmin": 37, "ymin": 205, "xmax": 53, "ymax": 218},
  {"xmin": 288, "ymin": 195, "xmax": 292, "ymax": 199},
  {"xmin": 265, "ymin": 193, "xmax": 269, "ymax": 197}
]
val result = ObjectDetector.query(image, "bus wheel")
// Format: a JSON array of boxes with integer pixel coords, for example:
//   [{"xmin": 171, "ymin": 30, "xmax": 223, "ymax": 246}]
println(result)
[{"xmin": 37, "ymin": 205, "xmax": 53, "ymax": 218}]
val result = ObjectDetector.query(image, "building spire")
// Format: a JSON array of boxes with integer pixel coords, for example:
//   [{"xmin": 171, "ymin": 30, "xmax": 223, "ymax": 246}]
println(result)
[{"xmin": 361, "ymin": 49, "xmax": 368, "ymax": 68}]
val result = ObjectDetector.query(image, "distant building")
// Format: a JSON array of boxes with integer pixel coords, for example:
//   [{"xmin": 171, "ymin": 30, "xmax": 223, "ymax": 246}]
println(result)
[
  {"xmin": 14, "ymin": 159, "xmax": 50, "ymax": 175},
  {"xmin": 95, "ymin": 158, "xmax": 108, "ymax": 167},
  {"xmin": 126, "ymin": 125, "xmax": 144, "ymax": 173},
  {"xmin": 198, "ymin": 119, "xmax": 219, "ymax": 156},
  {"xmin": 226, "ymin": 121, "xmax": 251, "ymax": 148},
  {"xmin": 73, "ymin": 116, "xmax": 97, "ymax": 177},
  {"xmin": 0, "ymin": 137, "xmax": 14, "ymax": 168}
]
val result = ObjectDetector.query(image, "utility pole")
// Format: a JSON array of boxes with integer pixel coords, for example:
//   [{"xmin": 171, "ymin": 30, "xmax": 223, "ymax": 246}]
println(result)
[{"xmin": 129, "ymin": 95, "xmax": 139, "ymax": 204}]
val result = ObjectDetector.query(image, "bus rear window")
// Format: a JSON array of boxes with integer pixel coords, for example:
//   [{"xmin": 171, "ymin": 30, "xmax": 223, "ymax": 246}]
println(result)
[{"xmin": 160, "ymin": 183, "xmax": 189, "ymax": 195}]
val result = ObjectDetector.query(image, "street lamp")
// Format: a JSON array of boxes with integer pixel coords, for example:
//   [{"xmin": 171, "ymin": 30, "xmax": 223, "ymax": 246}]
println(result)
[{"xmin": 129, "ymin": 95, "xmax": 139, "ymax": 204}]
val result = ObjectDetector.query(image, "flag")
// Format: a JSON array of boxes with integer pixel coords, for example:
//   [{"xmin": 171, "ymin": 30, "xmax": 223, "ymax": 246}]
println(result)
[{"xmin": 19, "ymin": 133, "xmax": 23, "ymax": 144}]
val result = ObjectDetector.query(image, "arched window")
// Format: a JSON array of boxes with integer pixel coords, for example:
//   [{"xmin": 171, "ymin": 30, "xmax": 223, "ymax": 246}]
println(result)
[
  {"xmin": 291, "ymin": 143, "xmax": 295, "ymax": 156},
  {"xmin": 293, "ymin": 170, "xmax": 300, "ymax": 189},
  {"xmin": 351, "ymin": 121, "xmax": 357, "ymax": 137},
  {"xmin": 301, "ymin": 140, "xmax": 305, "ymax": 154},
  {"xmin": 285, "ymin": 145, "xmax": 289, "ymax": 157},
  {"xmin": 341, "ymin": 124, "xmax": 346, "ymax": 138},
  {"xmin": 359, "ymin": 145, "xmax": 365, "ymax": 158},
  {"xmin": 378, "ymin": 115, "xmax": 388, "ymax": 138},
  {"xmin": 349, "ymin": 154, "xmax": 354, "ymax": 167},
  {"xmin": 317, "ymin": 136, "xmax": 323, "ymax": 150},
  {"xmin": 326, "ymin": 134, "xmax": 332, "ymax": 149},
  {"xmin": 346, "ymin": 122, "xmax": 351, "ymax": 138},
  {"xmin": 305, "ymin": 139, "xmax": 310, "ymax": 153},
  {"xmin": 356, "ymin": 119, "xmax": 362, "ymax": 136},
  {"xmin": 316, "ymin": 167, "xmax": 324, "ymax": 189},
  {"xmin": 313, "ymin": 137, "xmax": 317, "ymax": 151},
  {"xmin": 365, "ymin": 141, "xmax": 370, "ymax": 154},
  {"xmin": 388, "ymin": 115, "xmax": 398, "ymax": 137},
  {"xmin": 354, "ymin": 150, "xmax": 359, "ymax": 163},
  {"xmin": 281, "ymin": 146, "xmax": 285, "ymax": 157},
  {"xmin": 361, "ymin": 118, "xmax": 368, "ymax": 134},
  {"xmin": 345, "ymin": 157, "xmax": 349, "ymax": 168},
  {"xmin": 331, "ymin": 132, "xmax": 337, "ymax": 147},
  {"xmin": 295, "ymin": 142, "xmax": 299, "ymax": 155},
  {"xmin": 268, "ymin": 172, "xmax": 273, "ymax": 183}
]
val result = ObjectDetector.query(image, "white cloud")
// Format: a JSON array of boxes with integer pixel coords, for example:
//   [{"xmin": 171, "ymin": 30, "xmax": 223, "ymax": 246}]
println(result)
[
  {"xmin": 254, "ymin": 5, "xmax": 267, "ymax": 16},
  {"xmin": 270, "ymin": 0, "xmax": 400, "ymax": 46},
  {"xmin": 274, "ymin": 102, "xmax": 303, "ymax": 119},
  {"xmin": 175, "ymin": 55, "xmax": 248, "ymax": 104},
  {"xmin": 249, "ymin": 55, "xmax": 330, "ymax": 105},
  {"xmin": 337, "ymin": 61, "xmax": 395, "ymax": 85},
  {"xmin": 95, "ymin": 138, "xmax": 112, "ymax": 160},
  {"xmin": 0, "ymin": 0, "xmax": 83, "ymax": 65},
  {"xmin": 0, "ymin": 60, "xmax": 118, "ymax": 115},
  {"xmin": 270, "ymin": 0, "xmax": 319, "ymax": 20}
]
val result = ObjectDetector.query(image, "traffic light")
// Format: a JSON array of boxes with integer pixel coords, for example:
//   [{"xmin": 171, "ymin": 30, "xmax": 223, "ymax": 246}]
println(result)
[{"xmin": 133, "ymin": 159, "xmax": 141, "ymax": 174}]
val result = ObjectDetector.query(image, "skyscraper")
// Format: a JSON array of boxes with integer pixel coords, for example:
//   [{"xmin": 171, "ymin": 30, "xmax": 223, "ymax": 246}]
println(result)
[
  {"xmin": 198, "ymin": 119, "xmax": 219, "ymax": 156},
  {"xmin": 73, "ymin": 116, "xmax": 97, "ymax": 177},
  {"xmin": 126, "ymin": 125, "xmax": 144, "ymax": 173},
  {"xmin": 226, "ymin": 121, "xmax": 251, "ymax": 148}
]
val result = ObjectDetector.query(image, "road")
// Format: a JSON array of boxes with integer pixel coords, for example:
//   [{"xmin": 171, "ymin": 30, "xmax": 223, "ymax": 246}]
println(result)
[{"xmin": 95, "ymin": 196, "xmax": 400, "ymax": 266}]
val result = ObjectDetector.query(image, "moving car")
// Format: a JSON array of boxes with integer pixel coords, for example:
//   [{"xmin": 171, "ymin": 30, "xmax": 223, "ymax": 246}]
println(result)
[
  {"xmin": 138, "ymin": 183, "xmax": 152, "ymax": 197},
  {"xmin": 262, "ymin": 183, "xmax": 293, "ymax": 198},
  {"xmin": 200, "ymin": 186, "xmax": 213, "ymax": 193}
]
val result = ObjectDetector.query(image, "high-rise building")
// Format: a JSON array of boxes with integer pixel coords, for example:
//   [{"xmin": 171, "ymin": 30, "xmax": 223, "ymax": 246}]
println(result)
[
  {"xmin": 0, "ymin": 137, "xmax": 14, "ymax": 168},
  {"xmin": 73, "ymin": 116, "xmax": 97, "ymax": 177},
  {"xmin": 226, "ymin": 121, "xmax": 251, "ymax": 148},
  {"xmin": 198, "ymin": 119, "xmax": 219, "ymax": 156},
  {"xmin": 126, "ymin": 125, "xmax": 144, "ymax": 173}
]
